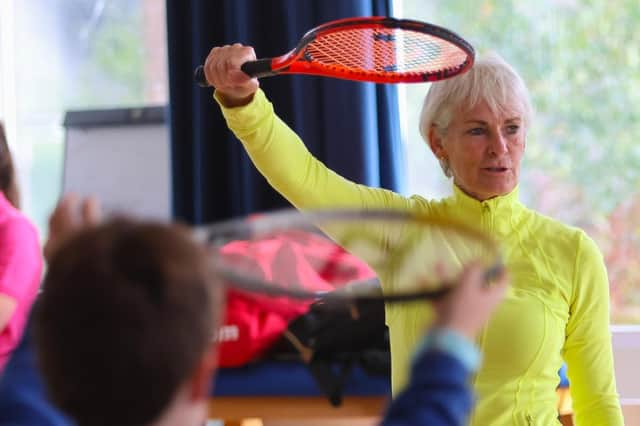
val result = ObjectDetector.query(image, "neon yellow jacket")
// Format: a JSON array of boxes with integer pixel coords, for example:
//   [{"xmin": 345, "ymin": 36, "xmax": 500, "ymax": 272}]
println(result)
[{"xmin": 215, "ymin": 89, "xmax": 623, "ymax": 425}]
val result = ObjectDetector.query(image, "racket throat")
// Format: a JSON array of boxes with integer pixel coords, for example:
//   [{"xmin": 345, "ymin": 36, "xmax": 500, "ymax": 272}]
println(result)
[{"xmin": 240, "ymin": 58, "xmax": 278, "ymax": 78}]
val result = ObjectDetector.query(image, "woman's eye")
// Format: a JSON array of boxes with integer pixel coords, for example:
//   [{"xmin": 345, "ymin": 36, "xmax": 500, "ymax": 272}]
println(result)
[
  {"xmin": 506, "ymin": 125, "xmax": 520, "ymax": 134},
  {"xmin": 467, "ymin": 127, "xmax": 486, "ymax": 136}
]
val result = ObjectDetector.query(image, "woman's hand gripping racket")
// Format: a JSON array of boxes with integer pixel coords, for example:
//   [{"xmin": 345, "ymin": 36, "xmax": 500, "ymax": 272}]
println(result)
[
  {"xmin": 193, "ymin": 209, "xmax": 503, "ymax": 310},
  {"xmin": 195, "ymin": 16, "xmax": 474, "ymax": 86}
]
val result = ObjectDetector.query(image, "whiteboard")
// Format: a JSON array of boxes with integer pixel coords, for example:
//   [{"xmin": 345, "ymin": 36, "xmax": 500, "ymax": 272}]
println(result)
[{"xmin": 62, "ymin": 106, "xmax": 172, "ymax": 221}]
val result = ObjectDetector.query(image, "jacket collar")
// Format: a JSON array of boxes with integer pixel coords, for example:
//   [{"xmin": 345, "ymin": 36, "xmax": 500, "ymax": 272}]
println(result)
[{"xmin": 451, "ymin": 184, "xmax": 521, "ymax": 215}]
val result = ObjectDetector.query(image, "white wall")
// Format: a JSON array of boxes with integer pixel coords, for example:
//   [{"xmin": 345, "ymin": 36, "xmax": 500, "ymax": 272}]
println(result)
[{"xmin": 612, "ymin": 326, "xmax": 640, "ymax": 424}]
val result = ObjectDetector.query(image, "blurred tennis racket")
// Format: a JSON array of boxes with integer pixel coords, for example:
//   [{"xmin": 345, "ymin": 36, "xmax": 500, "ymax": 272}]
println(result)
[
  {"xmin": 194, "ymin": 209, "xmax": 502, "ymax": 307},
  {"xmin": 194, "ymin": 16, "xmax": 474, "ymax": 85}
]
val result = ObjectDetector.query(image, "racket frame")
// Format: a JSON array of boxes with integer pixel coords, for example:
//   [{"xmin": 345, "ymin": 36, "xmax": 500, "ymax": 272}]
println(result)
[
  {"xmin": 195, "ymin": 209, "xmax": 503, "ymax": 304},
  {"xmin": 195, "ymin": 16, "xmax": 475, "ymax": 85}
]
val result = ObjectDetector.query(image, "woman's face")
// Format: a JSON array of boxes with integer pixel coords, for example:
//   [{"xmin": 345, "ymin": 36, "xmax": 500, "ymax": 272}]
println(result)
[{"xmin": 430, "ymin": 100, "xmax": 526, "ymax": 201}]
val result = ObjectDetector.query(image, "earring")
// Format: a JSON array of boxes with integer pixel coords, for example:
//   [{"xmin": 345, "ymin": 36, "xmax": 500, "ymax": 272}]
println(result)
[{"xmin": 438, "ymin": 157, "xmax": 452, "ymax": 178}]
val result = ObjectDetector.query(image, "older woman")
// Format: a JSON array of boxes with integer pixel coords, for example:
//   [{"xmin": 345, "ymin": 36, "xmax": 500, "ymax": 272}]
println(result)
[{"xmin": 204, "ymin": 45, "xmax": 623, "ymax": 425}]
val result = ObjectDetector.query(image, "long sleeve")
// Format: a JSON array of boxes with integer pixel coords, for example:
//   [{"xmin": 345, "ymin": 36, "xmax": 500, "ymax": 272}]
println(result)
[
  {"xmin": 215, "ymin": 89, "xmax": 411, "ymax": 211},
  {"xmin": 0, "ymin": 218, "xmax": 41, "ymax": 301},
  {"xmin": 0, "ymin": 323, "xmax": 73, "ymax": 426},
  {"xmin": 563, "ymin": 231, "xmax": 624, "ymax": 425},
  {"xmin": 380, "ymin": 329, "xmax": 479, "ymax": 426},
  {"xmin": 0, "ymin": 206, "xmax": 42, "ymax": 371}
]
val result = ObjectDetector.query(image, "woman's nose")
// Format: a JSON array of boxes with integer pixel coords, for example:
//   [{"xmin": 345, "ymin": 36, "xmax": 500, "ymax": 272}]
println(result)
[{"xmin": 488, "ymin": 132, "xmax": 508, "ymax": 155}]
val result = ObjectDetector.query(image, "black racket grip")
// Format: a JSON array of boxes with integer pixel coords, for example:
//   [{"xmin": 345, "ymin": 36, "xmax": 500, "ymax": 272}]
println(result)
[
  {"xmin": 483, "ymin": 262, "xmax": 505, "ymax": 286},
  {"xmin": 194, "ymin": 65, "xmax": 209, "ymax": 87},
  {"xmin": 241, "ymin": 59, "xmax": 276, "ymax": 78},
  {"xmin": 194, "ymin": 59, "xmax": 275, "ymax": 88}
]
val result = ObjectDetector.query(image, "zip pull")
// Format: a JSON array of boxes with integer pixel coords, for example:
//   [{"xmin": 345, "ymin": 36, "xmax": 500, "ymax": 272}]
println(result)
[{"xmin": 526, "ymin": 413, "xmax": 534, "ymax": 425}]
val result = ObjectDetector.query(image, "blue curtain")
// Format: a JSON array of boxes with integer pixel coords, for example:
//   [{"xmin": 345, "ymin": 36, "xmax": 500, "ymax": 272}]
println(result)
[{"xmin": 166, "ymin": 0, "xmax": 404, "ymax": 224}]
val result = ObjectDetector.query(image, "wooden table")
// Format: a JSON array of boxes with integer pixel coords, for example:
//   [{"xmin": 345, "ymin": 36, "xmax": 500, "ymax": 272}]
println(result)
[{"xmin": 209, "ymin": 395, "xmax": 387, "ymax": 426}]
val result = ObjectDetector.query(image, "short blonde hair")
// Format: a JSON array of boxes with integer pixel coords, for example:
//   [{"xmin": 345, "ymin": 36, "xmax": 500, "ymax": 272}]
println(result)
[{"xmin": 419, "ymin": 52, "xmax": 533, "ymax": 142}]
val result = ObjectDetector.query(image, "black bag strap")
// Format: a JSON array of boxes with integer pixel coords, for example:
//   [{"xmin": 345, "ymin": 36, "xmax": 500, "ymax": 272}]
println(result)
[{"xmin": 308, "ymin": 357, "xmax": 355, "ymax": 406}]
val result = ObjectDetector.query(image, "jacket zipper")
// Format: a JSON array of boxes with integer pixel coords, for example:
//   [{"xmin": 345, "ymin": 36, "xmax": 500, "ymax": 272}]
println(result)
[{"xmin": 526, "ymin": 413, "xmax": 534, "ymax": 425}]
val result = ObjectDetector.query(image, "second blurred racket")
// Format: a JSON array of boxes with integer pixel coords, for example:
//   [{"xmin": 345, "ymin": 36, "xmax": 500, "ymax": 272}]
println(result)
[{"xmin": 194, "ymin": 209, "xmax": 502, "ymax": 307}]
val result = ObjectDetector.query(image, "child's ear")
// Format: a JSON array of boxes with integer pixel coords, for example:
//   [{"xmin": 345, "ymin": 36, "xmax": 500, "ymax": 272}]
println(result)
[{"xmin": 189, "ymin": 345, "xmax": 218, "ymax": 401}]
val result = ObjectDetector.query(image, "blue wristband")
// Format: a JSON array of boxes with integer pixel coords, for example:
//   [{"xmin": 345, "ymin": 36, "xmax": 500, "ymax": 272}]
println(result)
[{"xmin": 414, "ymin": 328, "xmax": 482, "ymax": 372}]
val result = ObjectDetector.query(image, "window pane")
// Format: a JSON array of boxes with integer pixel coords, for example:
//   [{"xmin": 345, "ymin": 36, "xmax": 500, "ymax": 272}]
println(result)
[
  {"xmin": 0, "ymin": 0, "xmax": 167, "ymax": 236},
  {"xmin": 396, "ymin": 0, "xmax": 640, "ymax": 324}
]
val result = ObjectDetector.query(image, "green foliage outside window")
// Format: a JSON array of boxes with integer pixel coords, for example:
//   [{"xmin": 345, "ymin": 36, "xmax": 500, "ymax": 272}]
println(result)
[{"xmin": 399, "ymin": 0, "xmax": 640, "ymax": 323}]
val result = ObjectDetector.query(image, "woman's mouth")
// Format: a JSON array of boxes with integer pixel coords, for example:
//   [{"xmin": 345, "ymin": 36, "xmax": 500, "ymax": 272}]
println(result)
[{"xmin": 482, "ymin": 167, "xmax": 508, "ymax": 173}]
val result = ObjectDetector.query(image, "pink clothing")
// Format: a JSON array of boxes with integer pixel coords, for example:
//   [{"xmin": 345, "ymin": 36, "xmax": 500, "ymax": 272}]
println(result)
[{"xmin": 0, "ymin": 192, "xmax": 42, "ymax": 373}]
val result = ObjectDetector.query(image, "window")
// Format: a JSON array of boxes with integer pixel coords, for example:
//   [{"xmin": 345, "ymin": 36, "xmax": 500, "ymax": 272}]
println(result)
[
  {"xmin": 395, "ymin": 0, "xmax": 640, "ymax": 326},
  {"xmin": 0, "ymin": 0, "xmax": 167, "ymax": 235}
]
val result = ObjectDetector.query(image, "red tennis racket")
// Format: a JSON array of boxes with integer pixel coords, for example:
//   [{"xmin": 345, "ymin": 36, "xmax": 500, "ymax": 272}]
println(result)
[{"xmin": 194, "ymin": 16, "xmax": 474, "ymax": 85}]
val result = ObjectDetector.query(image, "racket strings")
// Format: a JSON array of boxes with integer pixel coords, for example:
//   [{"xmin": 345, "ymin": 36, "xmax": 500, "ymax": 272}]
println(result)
[
  {"xmin": 208, "ymin": 212, "xmax": 501, "ymax": 301},
  {"xmin": 305, "ymin": 27, "xmax": 469, "ymax": 78}
]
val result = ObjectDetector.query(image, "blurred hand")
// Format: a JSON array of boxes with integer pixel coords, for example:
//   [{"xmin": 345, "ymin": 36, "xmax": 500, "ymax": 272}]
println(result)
[
  {"xmin": 43, "ymin": 194, "xmax": 102, "ymax": 262},
  {"xmin": 432, "ymin": 264, "xmax": 508, "ymax": 340},
  {"xmin": 204, "ymin": 43, "xmax": 260, "ymax": 107}
]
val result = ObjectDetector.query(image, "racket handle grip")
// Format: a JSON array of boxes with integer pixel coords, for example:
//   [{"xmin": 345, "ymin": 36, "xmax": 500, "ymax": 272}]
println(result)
[
  {"xmin": 483, "ymin": 262, "xmax": 505, "ymax": 286},
  {"xmin": 194, "ymin": 59, "xmax": 275, "ymax": 88},
  {"xmin": 194, "ymin": 66, "xmax": 209, "ymax": 87},
  {"xmin": 241, "ymin": 59, "xmax": 276, "ymax": 78}
]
